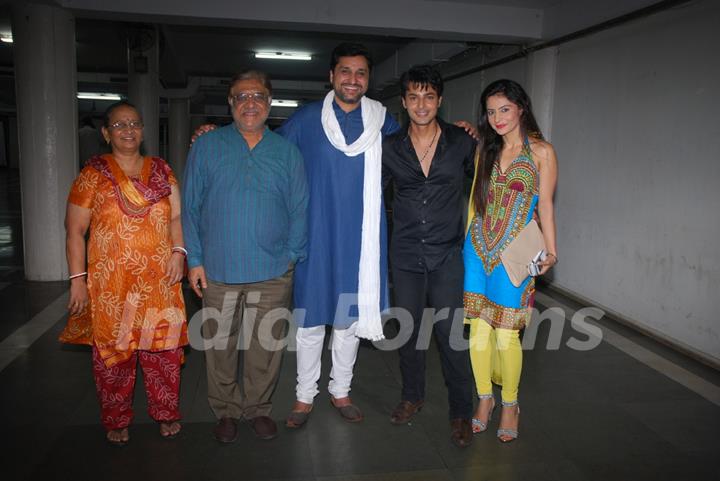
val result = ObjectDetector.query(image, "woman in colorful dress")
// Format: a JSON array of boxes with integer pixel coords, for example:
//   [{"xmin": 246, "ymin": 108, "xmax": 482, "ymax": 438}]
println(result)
[
  {"xmin": 61, "ymin": 101, "xmax": 189, "ymax": 445},
  {"xmin": 464, "ymin": 79, "xmax": 558, "ymax": 442}
]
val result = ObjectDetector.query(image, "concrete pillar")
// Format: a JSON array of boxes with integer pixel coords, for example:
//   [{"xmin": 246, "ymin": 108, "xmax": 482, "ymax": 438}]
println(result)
[
  {"xmin": 525, "ymin": 47, "xmax": 558, "ymax": 141},
  {"xmin": 12, "ymin": 3, "xmax": 77, "ymax": 281},
  {"xmin": 8, "ymin": 117, "xmax": 19, "ymax": 169},
  {"xmin": 127, "ymin": 27, "xmax": 160, "ymax": 156},
  {"xmin": 168, "ymin": 98, "xmax": 190, "ymax": 185}
]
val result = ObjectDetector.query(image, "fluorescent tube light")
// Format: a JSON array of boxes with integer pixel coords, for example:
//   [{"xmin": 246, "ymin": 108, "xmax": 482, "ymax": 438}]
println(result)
[
  {"xmin": 271, "ymin": 99, "xmax": 299, "ymax": 108},
  {"xmin": 255, "ymin": 51, "xmax": 311, "ymax": 61},
  {"xmin": 77, "ymin": 92, "xmax": 122, "ymax": 101}
]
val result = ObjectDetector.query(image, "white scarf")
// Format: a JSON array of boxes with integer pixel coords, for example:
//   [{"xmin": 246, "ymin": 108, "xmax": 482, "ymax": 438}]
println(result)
[{"xmin": 321, "ymin": 90, "xmax": 386, "ymax": 341}]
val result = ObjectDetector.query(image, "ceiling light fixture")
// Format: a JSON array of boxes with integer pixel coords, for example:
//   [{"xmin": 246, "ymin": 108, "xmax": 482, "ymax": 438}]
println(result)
[
  {"xmin": 77, "ymin": 92, "xmax": 123, "ymax": 101},
  {"xmin": 271, "ymin": 99, "xmax": 299, "ymax": 108},
  {"xmin": 255, "ymin": 51, "xmax": 311, "ymax": 61},
  {"xmin": 0, "ymin": 34, "xmax": 13, "ymax": 44}
]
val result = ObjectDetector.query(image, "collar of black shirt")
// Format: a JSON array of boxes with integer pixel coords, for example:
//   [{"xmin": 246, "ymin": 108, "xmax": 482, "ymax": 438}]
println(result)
[{"xmin": 401, "ymin": 117, "xmax": 452, "ymax": 150}]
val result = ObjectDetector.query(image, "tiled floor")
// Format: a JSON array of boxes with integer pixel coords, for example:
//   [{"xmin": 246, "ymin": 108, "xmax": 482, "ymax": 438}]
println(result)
[
  {"xmin": 2, "ymin": 282, "xmax": 719, "ymax": 481},
  {"xmin": 1, "ymin": 165, "xmax": 718, "ymax": 480}
]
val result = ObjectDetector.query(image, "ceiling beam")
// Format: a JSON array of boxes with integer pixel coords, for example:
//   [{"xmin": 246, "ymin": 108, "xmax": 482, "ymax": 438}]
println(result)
[
  {"xmin": 57, "ymin": 0, "xmax": 543, "ymax": 42},
  {"xmin": 373, "ymin": 40, "xmax": 469, "ymax": 89}
]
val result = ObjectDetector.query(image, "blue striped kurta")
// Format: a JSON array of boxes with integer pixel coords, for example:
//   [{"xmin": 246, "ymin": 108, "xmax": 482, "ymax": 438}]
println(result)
[{"xmin": 182, "ymin": 124, "xmax": 308, "ymax": 284}]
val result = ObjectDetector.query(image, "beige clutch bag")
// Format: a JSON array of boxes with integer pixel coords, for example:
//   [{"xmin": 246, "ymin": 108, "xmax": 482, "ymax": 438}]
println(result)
[{"xmin": 500, "ymin": 220, "xmax": 546, "ymax": 287}]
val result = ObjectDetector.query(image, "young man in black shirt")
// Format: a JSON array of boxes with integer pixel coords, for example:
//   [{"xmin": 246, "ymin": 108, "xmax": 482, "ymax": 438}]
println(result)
[{"xmin": 382, "ymin": 65, "xmax": 476, "ymax": 448}]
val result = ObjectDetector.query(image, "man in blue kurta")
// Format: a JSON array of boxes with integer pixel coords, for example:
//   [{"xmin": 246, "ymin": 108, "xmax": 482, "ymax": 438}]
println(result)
[{"xmin": 279, "ymin": 43, "xmax": 400, "ymax": 427}]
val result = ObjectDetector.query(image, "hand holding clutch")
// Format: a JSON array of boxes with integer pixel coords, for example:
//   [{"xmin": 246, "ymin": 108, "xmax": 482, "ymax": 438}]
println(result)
[{"xmin": 500, "ymin": 220, "xmax": 546, "ymax": 287}]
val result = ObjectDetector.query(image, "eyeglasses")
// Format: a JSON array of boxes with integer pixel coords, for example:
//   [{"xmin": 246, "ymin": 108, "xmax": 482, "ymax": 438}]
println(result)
[
  {"xmin": 230, "ymin": 92, "xmax": 269, "ymax": 105},
  {"xmin": 109, "ymin": 120, "xmax": 144, "ymax": 130}
]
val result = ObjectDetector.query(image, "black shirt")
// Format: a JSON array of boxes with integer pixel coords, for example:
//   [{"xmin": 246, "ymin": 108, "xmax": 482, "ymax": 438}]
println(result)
[{"xmin": 383, "ymin": 118, "xmax": 477, "ymax": 273}]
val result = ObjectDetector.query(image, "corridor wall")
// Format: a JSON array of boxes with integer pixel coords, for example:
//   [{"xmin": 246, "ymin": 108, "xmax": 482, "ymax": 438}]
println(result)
[{"xmin": 443, "ymin": 0, "xmax": 720, "ymax": 364}]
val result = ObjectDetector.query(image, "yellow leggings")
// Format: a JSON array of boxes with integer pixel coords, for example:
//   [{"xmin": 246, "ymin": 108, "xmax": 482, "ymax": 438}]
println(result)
[{"xmin": 469, "ymin": 319, "xmax": 522, "ymax": 404}]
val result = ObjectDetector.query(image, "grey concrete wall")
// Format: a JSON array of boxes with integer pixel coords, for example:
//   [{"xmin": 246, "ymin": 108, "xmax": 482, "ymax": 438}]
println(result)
[
  {"xmin": 442, "ymin": 48, "xmax": 527, "ymax": 124},
  {"xmin": 550, "ymin": 1, "xmax": 720, "ymax": 362},
  {"xmin": 440, "ymin": 0, "xmax": 720, "ymax": 363}
]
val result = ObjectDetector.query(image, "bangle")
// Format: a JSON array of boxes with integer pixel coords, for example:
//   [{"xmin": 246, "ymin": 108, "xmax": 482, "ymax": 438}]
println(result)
[
  {"xmin": 172, "ymin": 246, "xmax": 188, "ymax": 257},
  {"xmin": 69, "ymin": 272, "xmax": 87, "ymax": 280},
  {"xmin": 546, "ymin": 253, "xmax": 558, "ymax": 263}
]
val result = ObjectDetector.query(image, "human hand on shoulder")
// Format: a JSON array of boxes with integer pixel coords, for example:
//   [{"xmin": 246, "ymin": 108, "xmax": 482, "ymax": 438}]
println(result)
[
  {"xmin": 190, "ymin": 124, "xmax": 218, "ymax": 145},
  {"xmin": 454, "ymin": 120, "xmax": 480, "ymax": 141}
]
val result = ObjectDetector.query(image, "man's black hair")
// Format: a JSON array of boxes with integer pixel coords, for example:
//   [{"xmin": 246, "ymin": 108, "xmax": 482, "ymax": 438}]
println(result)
[
  {"xmin": 400, "ymin": 65, "xmax": 444, "ymax": 97},
  {"xmin": 330, "ymin": 43, "xmax": 373, "ymax": 71}
]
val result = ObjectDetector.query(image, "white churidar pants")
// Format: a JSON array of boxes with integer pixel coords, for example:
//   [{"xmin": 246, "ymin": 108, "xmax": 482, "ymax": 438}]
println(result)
[{"xmin": 295, "ymin": 322, "xmax": 360, "ymax": 403}]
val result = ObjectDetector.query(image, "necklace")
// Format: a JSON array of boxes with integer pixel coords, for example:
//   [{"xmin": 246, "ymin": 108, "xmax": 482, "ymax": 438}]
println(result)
[{"xmin": 413, "ymin": 124, "xmax": 439, "ymax": 164}]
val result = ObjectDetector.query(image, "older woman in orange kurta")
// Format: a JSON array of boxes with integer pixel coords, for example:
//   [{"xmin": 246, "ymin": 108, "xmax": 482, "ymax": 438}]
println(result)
[{"xmin": 61, "ymin": 101, "xmax": 188, "ymax": 446}]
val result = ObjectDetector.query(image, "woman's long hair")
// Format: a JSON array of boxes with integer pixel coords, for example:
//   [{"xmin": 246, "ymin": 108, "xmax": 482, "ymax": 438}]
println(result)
[{"xmin": 472, "ymin": 79, "xmax": 543, "ymax": 216}]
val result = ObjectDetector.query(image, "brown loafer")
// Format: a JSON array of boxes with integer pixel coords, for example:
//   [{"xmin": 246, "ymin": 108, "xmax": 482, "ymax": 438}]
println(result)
[
  {"xmin": 450, "ymin": 418, "xmax": 473, "ymax": 448},
  {"xmin": 249, "ymin": 415, "xmax": 278, "ymax": 440},
  {"xmin": 330, "ymin": 396, "xmax": 363, "ymax": 423},
  {"xmin": 390, "ymin": 400, "xmax": 424, "ymax": 425},
  {"xmin": 286, "ymin": 401, "xmax": 313, "ymax": 429},
  {"xmin": 213, "ymin": 416, "xmax": 238, "ymax": 443}
]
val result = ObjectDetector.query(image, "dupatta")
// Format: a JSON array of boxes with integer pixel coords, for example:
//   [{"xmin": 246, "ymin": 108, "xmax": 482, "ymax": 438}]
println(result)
[{"xmin": 86, "ymin": 153, "xmax": 172, "ymax": 216}]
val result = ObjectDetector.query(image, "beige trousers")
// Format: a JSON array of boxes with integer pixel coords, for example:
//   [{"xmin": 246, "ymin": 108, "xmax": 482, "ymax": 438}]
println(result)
[{"xmin": 202, "ymin": 268, "xmax": 293, "ymax": 420}]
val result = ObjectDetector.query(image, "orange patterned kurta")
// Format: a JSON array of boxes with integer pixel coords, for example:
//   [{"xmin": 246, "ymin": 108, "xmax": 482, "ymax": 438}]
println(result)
[{"xmin": 59, "ymin": 156, "xmax": 188, "ymax": 367}]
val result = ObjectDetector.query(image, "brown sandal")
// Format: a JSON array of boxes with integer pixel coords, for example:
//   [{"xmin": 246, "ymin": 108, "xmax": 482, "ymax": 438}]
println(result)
[
  {"xmin": 330, "ymin": 396, "xmax": 363, "ymax": 423},
  {"xmin": 286, "ymin": 401, "xmax": 313, "ymax": 429}
]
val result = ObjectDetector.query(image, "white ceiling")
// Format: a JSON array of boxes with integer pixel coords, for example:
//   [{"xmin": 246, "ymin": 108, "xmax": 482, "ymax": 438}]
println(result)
[{"xmin": 0, "ymin": 0, "xmax": 667, "ymax": 113}]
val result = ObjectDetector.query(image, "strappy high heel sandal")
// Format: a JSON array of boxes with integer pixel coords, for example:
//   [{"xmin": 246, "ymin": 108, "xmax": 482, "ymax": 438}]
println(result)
[
  {"xmin": 497, "ymin": 400, "xmax": 519, "ymax": 443},
  {"xmin": 471, "ymin": 394, "xmax": 496, "ymax": 433}
]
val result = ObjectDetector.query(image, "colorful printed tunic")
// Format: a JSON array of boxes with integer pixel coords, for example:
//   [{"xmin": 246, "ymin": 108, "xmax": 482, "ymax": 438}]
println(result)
[
  {"xmin": 464, "ymin": 139, "xmax": 539, "ymax": 330},
  {"xmin": 60, "ymin": 155, "xmax": 188, "ymax": 367}
]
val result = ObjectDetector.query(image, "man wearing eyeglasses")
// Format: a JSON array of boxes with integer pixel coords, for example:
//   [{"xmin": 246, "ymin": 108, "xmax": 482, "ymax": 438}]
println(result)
[{"xmin": 182, "ymin": 70, "xmax": 308, "ymax": 443}]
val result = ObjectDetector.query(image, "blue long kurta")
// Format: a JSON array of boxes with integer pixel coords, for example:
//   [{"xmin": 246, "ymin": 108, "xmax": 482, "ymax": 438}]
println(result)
[{"xmin": 276, "ymin": 99, "xmax": 399, "ymax": 328}]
